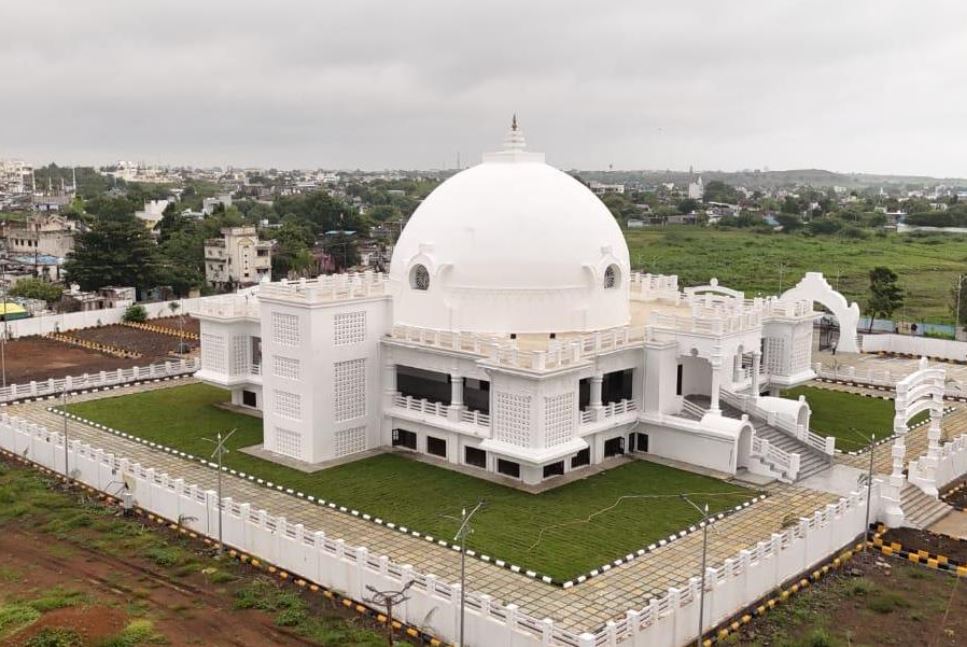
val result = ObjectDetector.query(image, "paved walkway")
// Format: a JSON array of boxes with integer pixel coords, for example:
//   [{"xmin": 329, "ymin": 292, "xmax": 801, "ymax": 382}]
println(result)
[
  {"xmin": 815, "ymin": 348, "xmax": 967, "ymax": 385},
  {"xmin": 6, "ymin": 380, "xmax": 837, "ymax": 633}
]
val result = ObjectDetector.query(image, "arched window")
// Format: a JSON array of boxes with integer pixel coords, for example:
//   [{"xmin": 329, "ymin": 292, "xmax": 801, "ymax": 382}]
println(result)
[
  {"xmin": 410, "ymin": 264, "xmax": 430, "ymax": 290},
  {"xmin": 603, "ymin": 264, "xmax": 620, "ymax": 289}
]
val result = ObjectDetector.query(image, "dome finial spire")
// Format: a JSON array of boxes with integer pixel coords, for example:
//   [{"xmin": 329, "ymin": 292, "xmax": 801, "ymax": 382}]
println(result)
[{"xmin": 512, "ymin": 113, "xmax": 518, "ymax": 131}]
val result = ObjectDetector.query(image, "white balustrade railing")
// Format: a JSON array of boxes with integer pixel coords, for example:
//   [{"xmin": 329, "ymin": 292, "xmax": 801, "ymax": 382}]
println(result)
[
  {"xmin": 0, "ymin": 358, "xmax": 200, "ymax": 404},
  {"xmin": 751, "ymin": 436, "xmax": 801, "ymax": 481},
  {"xmin": 459, "ymin": 408, "xmax": 491, "ymax": 427},
  {"xmin": 391, "ymin": 393, "xmax": 448, "ymax": 418},
  {"xmin": 259, "ymin": 271, "xmax": 388, "ymax": 304},
  {"xmin": 721, "ymin": 389, "xmax": 835, "ymax": 455},
  {"xmin": 602, "ymin": 399, "xmax": 638, "ymax": 418},
  {"xmin": 249, "ymin": 363, "xmax": 261, "ymax": 376},
  {"xmin": 815, "ymin": 362, "xmax": 966, "ymax": 399}
]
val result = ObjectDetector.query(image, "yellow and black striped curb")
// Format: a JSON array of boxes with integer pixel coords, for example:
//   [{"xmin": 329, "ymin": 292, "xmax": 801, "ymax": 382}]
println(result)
[
  {"xmin": 0, "ymin": 373, "xmax": 194, "ymax": 409},
  {"xmin": 816, "ymin": 374, "xmax": 967, "ymax": 404},
  {"xmin": 701, "ymin": 542, "xmax": 866, "ymax": 646},
  {"xmin": 0, "ymin": 449, "xmax": 450, "ymax": 647},
  {"xmin": 940, "ymin": 480, "xmax": 967, "ymax": 511},
  {"xmin": 874, "ymin": 350, "xmax": 967, "ymax": 366},
  {"xmin": 46, "ymin": 332, "xmax": 143, "ymax": 359},
  {"xmin": 122, "ymin": 321, "xmax": 200, "ymax": 341},
  {"xmin": 870, "ymin": 526, "xmax": 967, "ymax": 577}
]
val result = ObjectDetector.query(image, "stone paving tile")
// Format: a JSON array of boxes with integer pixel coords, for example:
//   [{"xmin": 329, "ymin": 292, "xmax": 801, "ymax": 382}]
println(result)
[{"xmin": 4, "ymin": 381, "xmax": 841, "ymax": 632}]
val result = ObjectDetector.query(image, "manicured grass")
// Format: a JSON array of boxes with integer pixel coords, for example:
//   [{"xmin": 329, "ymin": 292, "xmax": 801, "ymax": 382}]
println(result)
[
  {"xmin": 625, "ymin": 227, "xmax": 967, "ymax": 322},
  {"xmin": 64, "ymin": 383, "xmax": 756, "ymax": 580},
  {"xmin": 782, "ymin": 386, "xmax": 927, "ymax": 452}
]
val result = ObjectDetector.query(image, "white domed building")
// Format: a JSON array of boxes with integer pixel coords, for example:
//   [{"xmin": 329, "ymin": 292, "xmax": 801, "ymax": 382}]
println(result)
[{"xmin": 195, "ymin": 121, "xmax": 836, "ymax": 487}]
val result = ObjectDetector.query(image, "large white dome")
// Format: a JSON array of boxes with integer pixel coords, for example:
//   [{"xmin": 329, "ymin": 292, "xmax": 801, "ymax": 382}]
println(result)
[{"xmin": 389, "ymin": 121, "xmax": 630, "ymax": 334}]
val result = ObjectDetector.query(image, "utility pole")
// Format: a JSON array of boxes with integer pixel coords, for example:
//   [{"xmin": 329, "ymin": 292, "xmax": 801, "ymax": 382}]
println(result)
[
  {"xmin": 203, "ymin": 428, "xmax": 237, "ymax": 556},
  {"xmin": 1, "ymin": 260, "xmax": 7, "ymax": 388},
  {"xmin": 365, "ymin": 580, "xmax": 416, "ymax": 646},
  {"xmin": 956, "ymin": 274, "xmax": 964, "ymax": 340},
  {"xmin": 865, "ymin": 432, "xmax": 876, "ymax": 544},
  {"xmin": 453, "ymin": 501, "xmax": 485, "ymax": 647},
  {"xmin": 681, "ymin": 496, "xmax": 710, "ymax": 647}
]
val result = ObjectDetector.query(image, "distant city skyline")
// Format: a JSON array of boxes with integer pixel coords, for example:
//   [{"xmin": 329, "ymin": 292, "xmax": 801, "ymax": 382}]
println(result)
[{"xmin": 2, "ymin": 1, "xmax": 967, "ymax": 177}]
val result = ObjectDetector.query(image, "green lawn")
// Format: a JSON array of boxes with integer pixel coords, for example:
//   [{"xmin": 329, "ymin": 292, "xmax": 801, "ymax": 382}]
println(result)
[
  {"xmin": 625, "ymin": 227, "xmax": 967, "ymax": 323},
  {"xmin": 782, "ymin": 386, "xmax": 927, "ymax": 452},
  {"xmin": 64, "ymin": 383, "xmax": 755, "ymax": 581}
]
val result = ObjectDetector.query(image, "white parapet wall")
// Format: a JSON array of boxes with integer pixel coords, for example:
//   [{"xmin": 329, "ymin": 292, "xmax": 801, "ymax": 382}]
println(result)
[
  {"xmin": 0, "ymin": 412, "xmax": 876, "ymax": 647},
  {"xmin": 910, "ymin": 434, "xmax": 967, "ymax": 493},
  {"xmin": 861, "ymin": 334, "xmax": 967, "ymax": 363},
  {"xmin": 0, "ymin": 358, "xmax": 199, "ymax": 404}
]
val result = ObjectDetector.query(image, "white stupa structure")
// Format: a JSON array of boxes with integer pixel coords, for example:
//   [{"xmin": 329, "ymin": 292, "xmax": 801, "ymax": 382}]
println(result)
[{"xmin": 195, "ymin": 119, "xmax": 834, "ymax": 486}]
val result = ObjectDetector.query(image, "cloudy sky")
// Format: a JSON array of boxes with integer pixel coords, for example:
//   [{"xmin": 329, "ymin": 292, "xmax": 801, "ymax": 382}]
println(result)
[{"xmin": 2, "ymin": 1, "xmax": 966, "ymax": 176}]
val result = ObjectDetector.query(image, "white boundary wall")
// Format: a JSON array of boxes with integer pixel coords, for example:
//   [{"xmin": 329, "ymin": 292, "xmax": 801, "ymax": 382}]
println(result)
[
  {"xmin": 910, "ymin": 434, "xmax": 967, "ymax": 493},
  {"xmin": 0, "ymin": 413, "xmax": 875, "ymax": 647},
  {"xmin": 814, "ymin": 362, "xmax": 967, "ymax": 399},
  {"xmin": 0, "ymin": 358, "xmax": 199, "ymax": 404},
  {"xmin": 862, "ymin": 334, "xmax": 967, "ymax": 363}
]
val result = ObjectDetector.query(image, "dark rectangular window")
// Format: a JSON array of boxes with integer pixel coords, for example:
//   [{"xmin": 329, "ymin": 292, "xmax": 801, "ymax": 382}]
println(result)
[
  {"xmin": 602, "ymin": 368, "xmax": 634, "ymax": 404},
  {"xmin": 465, "ymin": 446, "xmax": 486, "ymax": 468},
  {"xmin": 676, "ymin": 364, "xmax": 684, "ymax": 396},
  {"xmin": 635, "ymin": 432, "xmax": 649, "ymax": 453},
  {"xmin": 578, "ymin": 377, "xmax": 591, "ymax": 410},
  {"xmin": 542, "ymin": 461, "xmax": 565, "ymax": 479},
  {"xmin": 497, "ymin": 459, "xmax": 521, "ymax": 479},
  {"xmin": 392, "ymin": 428, "xmax": 417, "ymax": 450},
  {"xmin": 396, "ymin": 365, "xmax": 451, "ymax": 404},
  {"xmin": 464, "ymin": 378, "xmax": 490, "ymax": 415},
  {"xmin": 604, "ymin": 436, "xmax": 624, "ymax": 458},
  {"xmin": 571, "ymin": 448, "xmax": 591, "ymax": 468},
  {"xmin": 426, "ymin": 436, "xmax": 447, "ymax": 458},
  {"xmin": 242, "ymin": 390, "xmax": 257, "ymax": 407}
]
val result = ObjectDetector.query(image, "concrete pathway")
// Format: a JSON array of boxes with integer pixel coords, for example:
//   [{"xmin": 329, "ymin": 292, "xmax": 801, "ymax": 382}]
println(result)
[
  {"xmin": 929, "ymin": 510, "xmax": 967, "ymax": 540},
  {"xmin": 5, "ymin": 380, "xmax": 837, "ymax": 633}
]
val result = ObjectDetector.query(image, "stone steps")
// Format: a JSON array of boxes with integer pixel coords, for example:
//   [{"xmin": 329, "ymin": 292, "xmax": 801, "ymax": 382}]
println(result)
[{"xmin": 900, "ymin": 482, "xmax": 953, "ymax": 529}]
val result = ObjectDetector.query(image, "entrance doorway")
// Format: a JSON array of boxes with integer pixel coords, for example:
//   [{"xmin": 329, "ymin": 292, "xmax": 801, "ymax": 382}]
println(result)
[{"xmin": 604, "ymin": 436, "xmax": 624, "ymax": 458}]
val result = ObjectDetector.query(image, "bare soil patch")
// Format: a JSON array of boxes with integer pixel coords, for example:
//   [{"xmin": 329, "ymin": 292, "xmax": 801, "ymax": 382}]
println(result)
[
  {"xmin": 72, "ymin": 324, "xmax": 198, "ymax": 361},
  {"xmin": 150, "ymin": 315, "xmax": 201, "ymax": 336},
  {"xmin": 724, "ymin": 550, "xmax": 967, "ymax": 647},
  {"xmin": 0, "ymin": 337, "xmax": 139, "ymax": 384},
  {"xmin": 12, "ymin": 605, "xmax": 127, "ymax": 646},
  {"xmin": 881, "ymin": 526, "xmax": 967, "ymax": 564}
]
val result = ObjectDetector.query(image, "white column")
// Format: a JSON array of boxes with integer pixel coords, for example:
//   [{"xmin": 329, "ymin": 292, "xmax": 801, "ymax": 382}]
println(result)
[
  {"xmin": 751, "ymin": 351, "xmax": 761, "ymax": 396},
  {"xmin": 732, "ymin": 353, "xmax": 742, "ymax": 383},
  {"xmin": 709, "ymin": 360, "xmax": 722, "ymax": 414},
  {"xmin": 383, "ymin": 363, "xmax": 397, "ymax": 396},
  {"xmin": 590, "ymin": 375, "xmax": 603, "ymax": 408},
  {"xmin": 448, "ymin": 374, "xmax": 464, "ymax": 423}
]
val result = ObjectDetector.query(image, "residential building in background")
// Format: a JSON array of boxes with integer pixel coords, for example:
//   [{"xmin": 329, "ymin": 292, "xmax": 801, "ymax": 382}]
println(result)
[
  {"xmin": 204, "ymin": 226, "xmax": 272, "ymax": 289},
  {"xmin": 1, "ymin": 213, "xmax": 77, "ymax": 259}
]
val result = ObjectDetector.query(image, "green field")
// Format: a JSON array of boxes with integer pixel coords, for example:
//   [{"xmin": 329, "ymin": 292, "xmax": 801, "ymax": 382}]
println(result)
[
  {"xmin": 782, "ymin": 386, "xmax": 926, "ymax": 452},
  {"xmin": 64, "ymin": 383, "xmax": 755, "ymax": 581},
  {"xmin": 625, "ymin": 227, "xmax": 967, "ymax": 323}
]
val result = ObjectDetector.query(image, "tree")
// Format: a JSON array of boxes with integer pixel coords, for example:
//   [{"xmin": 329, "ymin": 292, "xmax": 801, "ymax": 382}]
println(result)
[
  {"xmin": 866, "ymin": 267, "xmax": 904, "ymax": 332},
  {"xmin": 122, "ymin": 304, "xmax": 147, "ymax": 323},
  {"xmin": 8, "ymin": 278, "xmax": 63, "ymax": 304},
  {"xmin": 677, "ymin": 198, "xmax": 699, "ymax": 214},
  {"xmin": 702, "ymin": 181, "xmax": 740, "ymax": 204},
  {"xmin": 64, "ymin": 216, "xmax": 162, "ymax": 292},
  {"xmin": 322, "ymin": 232, "xmax": 360, "ymax": 272},
  {"xmin": 774, "ymin": 214, "xmax": 802, "ymax": 232},
  {"xmin": 272, "ymin": 218, "xmax": 316, "ymax": 280}
]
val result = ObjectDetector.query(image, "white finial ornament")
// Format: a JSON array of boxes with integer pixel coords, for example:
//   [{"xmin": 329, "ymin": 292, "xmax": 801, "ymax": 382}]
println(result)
[{"xmin": 482, "ymin": 115, "xmax": 544, "ymax": 163}]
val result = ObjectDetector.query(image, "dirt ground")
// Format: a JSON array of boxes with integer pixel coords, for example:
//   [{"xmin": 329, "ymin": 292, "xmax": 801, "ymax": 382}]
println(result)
[
  {"xmin": 72, "ymin": 323, "xmax": 199, "ymax": 361},
  {"xmin": 0, "ymin": 459, "xmax": 407, "ymax": 647},
  {"xmin": 943, "ymin": 480, "xmax": 967, "ymax": 509},
  {"xmin": 0, "ymin": 337, "xmax": 141, "ymax": 385},
  {"xmin": 150, "ymin": 315, "xmax": 201, "ymax": 336},
  {"xmin": 881, "ymin": 526, "xmax": 967, "ymax": 563},
  {"xmin": 723, "ymin": 550, "xmax": 967, "ymax": 647}
]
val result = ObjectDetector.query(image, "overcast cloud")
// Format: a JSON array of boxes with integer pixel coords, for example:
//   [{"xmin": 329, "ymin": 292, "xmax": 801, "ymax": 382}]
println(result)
[{"xmin": 2, "ymin": 1, "xmax": 966, "ymax": 176}]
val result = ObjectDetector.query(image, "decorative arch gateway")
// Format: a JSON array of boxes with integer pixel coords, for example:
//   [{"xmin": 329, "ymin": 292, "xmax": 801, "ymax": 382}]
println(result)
[
  {"xmin": 880, "ymin": 357, "xmax": 946, "ymax": 526},
  {"xmin": 780, "ymin": 272, "xmax": 861, "ymax": 353}
]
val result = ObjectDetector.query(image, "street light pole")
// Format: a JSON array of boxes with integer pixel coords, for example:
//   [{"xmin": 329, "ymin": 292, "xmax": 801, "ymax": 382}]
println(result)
[
  {"xmin": 864, "ymin": 433, "xmax": 876, "ymax": 546},
  {"xmin": 453, "ymin": 501, "xmax": 485, "ymax": 647},
  {"xmin": 203, "ymin": 428, "xmax": 237, "ymax": 556},
  {"xmin": 681, "ymin": 496, "xmax": 710, "ymax": 647},
  {"xmin": 956, "ymin": 274, "xmax": 964, "ymax": 340}
]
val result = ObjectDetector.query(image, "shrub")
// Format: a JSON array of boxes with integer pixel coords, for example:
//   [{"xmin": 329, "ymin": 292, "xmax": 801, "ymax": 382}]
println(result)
[
  {"xmin": 25, "ymin": 628, "xmax": 83, "ymax": 647},
  {"xmin": 121, "ymin": 304, "xmax": 147, "ymax": 323}
]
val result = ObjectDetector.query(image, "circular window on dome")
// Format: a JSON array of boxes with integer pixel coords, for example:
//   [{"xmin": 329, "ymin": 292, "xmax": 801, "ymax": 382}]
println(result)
[
  {"xmin": 410, "ymin": 264, "xmax": 430, "ymax": 291},
  {"xmin": 603, "ymin": 264, "xmax": 620, "ymax": 289}
]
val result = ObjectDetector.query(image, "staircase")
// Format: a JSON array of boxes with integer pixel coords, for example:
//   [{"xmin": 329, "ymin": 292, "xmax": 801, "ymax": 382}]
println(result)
[
  {"xmin": 900, "ymin": 482, "xmax": 953, "ymax": 529},
  {"xmin": 684, "ymin": 395, "xmax": 832, "ymax": 482}
]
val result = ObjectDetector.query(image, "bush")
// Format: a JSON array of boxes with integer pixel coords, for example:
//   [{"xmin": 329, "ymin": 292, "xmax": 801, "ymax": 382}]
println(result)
[
  {"xmin": 121, "ymin": 304, "xmax": 147, "ymax": 323},
  {"xmin": 25, "ymin": 628, "xmax": 83, "ymax": 647}
]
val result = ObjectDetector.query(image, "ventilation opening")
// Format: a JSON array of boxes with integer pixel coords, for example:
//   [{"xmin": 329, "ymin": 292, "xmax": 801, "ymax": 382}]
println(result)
[
  {"xmin": 604, "ymin": 264, "xmax": 620, "ymax": 289},
  {"xmin": 409, "ymin": 264, "xmax": 430, "ymax": 290}
]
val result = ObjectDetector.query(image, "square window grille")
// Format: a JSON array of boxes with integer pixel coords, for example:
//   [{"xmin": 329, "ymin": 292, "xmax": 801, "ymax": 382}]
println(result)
[
  {"xmin": 333, "ymin": 358, "xmax": 367, "ymax": 422},
  {"xmin": 231, "ymin": 336, "xmax": 248, "ymax": 375},
  {"xmin": 273, "ymin": 356, "xmax": 300, "ymax": 380},
  {"xmin": 334, "ymin": 426, "xmax": 367, "ymax": 457},
  {"xmin": 272, "ymin": 312, "xmax": 300, "ymax": 346},
  {"xmin": 493, "ymin": 392, "xmax": 531, "ymax": 447},
  {"xmin": 334, "ymin": 311, "xmax": 367, "ymax": 346},
  {"xmin": 764, "ymin": 337, "xmax": 785, "ymax": 374},
  {"xmin": 274, "ymin": 427, "xmax": 301, "ymax": 459},
  {"xmin": 544, "ymin": 392, "xmax": 575, "ymax": 447},
  {"xmin": 274, "ymin": 390, "xmax": 301, "ymax": 420},
  {"xmin": 201, "ymin": 334, "xmax": 226, "ymax": 373}
]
